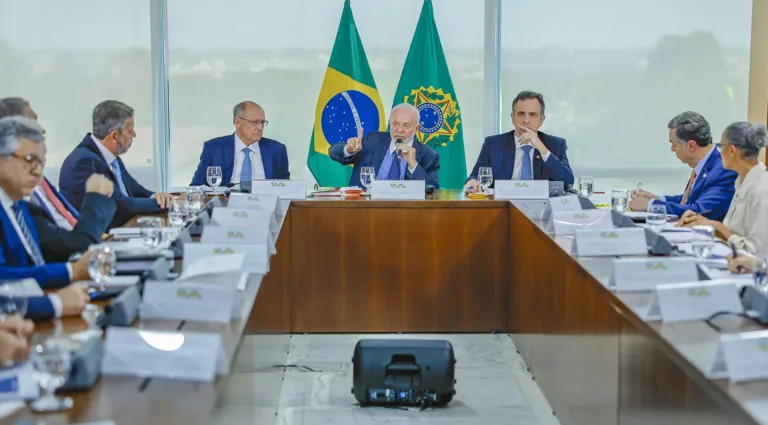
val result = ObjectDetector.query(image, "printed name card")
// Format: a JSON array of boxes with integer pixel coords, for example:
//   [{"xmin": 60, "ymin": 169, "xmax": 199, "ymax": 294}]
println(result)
[
  {"xmin": 371, "ymin": 180, "xmax": 425, "ymax": 200},
  {"xmin": 184, "ymin": 242, "xmax": 269, "ymax": 276},
  {"xmin": 709, "ymin": 330, "xmax": 768, "ymax": 382},
  {"xmin": 178, "ymin": 251, "xmax": 249, "ymax": 290},
  {"xmin": 202, "ymin": 226, "xmax": 275, "ymax": 255},
  {"xmin": 226, "ymin": 192, "xmax": 279, "ymax": 216},
  {"xmin": 140, "ymin": 281, "xmax": 238, "ymax": 323},
  {"xmin": 211, "ymin": 207, "xmax": 277, "ymax": 232},
  {"xmin": 101, "ymin": 328, "xmax": 228, "ymax": 382},
  {"xmin": 0, "ymin": 364, "xmax": 39, "ymax": 401},
  {"xmin": 610, "ymin": 257, "xmax": 699, "ymax": 291},
  {"xmin": 551, "ymin": 210, "xmax": 614, "ymax": 236},
  {"xmin": 494, "ymin": 180, "xmax": 549, "ymax": 200},
  {"xmin": 249, "ymin": 180, "xmax": 307, "ymax": 200},
  {"xmin": 643, "ymin": 280, "xmax": 742, "ymax": 323},
  {"xmin": 542, "ymin": 195, "xmax": 582, "ymax": 225},
  {"xmin": 573, "ymin": 228, "xmax": 647, "ymax": 257}
]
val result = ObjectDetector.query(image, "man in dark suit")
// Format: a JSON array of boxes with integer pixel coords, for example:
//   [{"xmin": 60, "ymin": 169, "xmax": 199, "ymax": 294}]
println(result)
[
  {"xmin": 629, "ymin": 111, "xmax": 737, "ymax": 221},
  {"xmin": 328, "ymin": 103, "xmax": 440, "ymax": 188},
  {"xmin": 190, "ymin": 101, "xmax": 290, "ymax": 186},
  {"xmin": 59, "ymin": 100, "xmax": 174, "ymax": 227},
  {"xmin": 465, "ymin": 91, "xmax": 574, "ymax": 193},
  {"xmin": 0, "ymin": 116, "xmax": 93, "ymax": 321}
]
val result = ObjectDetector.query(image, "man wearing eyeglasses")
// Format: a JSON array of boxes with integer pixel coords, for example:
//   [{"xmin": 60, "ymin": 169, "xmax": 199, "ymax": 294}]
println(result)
[
  {"xmin": 190, "ymin": 101, "xmax": 290, "ymax": 187},
  {"xmin": 0, "ymin": 116, "xmax": 95, "ymax": 321}
]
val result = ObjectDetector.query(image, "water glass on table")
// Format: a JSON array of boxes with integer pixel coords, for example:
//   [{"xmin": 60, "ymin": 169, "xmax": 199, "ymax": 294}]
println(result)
[
  {"xmin": 137, "ymin": 216, "xmax": 164, "ymax": 252},
  {"xmin": 88, "ymin": 246, "xmax": 116, "ymax": 291},
  {"xmin": 578, "ymin": 176, "xmax": 594, "ymax": 197},
  {"xmin": 29, "ymin": 333, "xmax": 74, "ymax": 412},
  {"xmin": 691, "ymin": 225, "xmax": 715, "ymax": 259},
  {"xmin": 168, "ymin": 200, "xmax": 188, "ymax": 228},
  {"xmin": 206, "ymin": 166, "xmax": 223, "ymax": 188},
  {"xmin": 611, "ymin": 190, "xmax": 629, "ymax": 213},
  {"xmin": 185, "ymin": 187, "xmax": 204, "ymax": 218},
  {"xmin": 646, "ymin": 204, "xmax": 667, "ymax": 232},
  {"xmin": 0, "ymin": 283, "xmax": 28, "ymax": 320},
  {"xmin": 478, "ymin": 167, "xmax": 493, "ymax": 193},
  {"xmin": 360, "ymin": 167, "xmax": 375, "ymax": 194}
]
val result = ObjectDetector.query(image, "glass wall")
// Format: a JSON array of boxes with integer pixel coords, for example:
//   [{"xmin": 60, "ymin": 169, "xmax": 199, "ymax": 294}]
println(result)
[
  {"xmin": 0, "ymin": 0, "xmax": 158, "ymax": 190},
  {"xmin": 166, "ymin": 0, "xmax": 484, "ymax": 187},
  {"xmin": 500, "ymin": 0, "xmax": 752, "ymax": 195}
]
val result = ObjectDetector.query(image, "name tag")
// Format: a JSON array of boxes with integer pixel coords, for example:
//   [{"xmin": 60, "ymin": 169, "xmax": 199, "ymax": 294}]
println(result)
[
  {"xmin": 573, "ymin": 228, "xmax": 646, "ymax": 257},
  {"xmin": 184, "ymin": 242, "xmax": 269, "ymax": 276},
  {"xmin": 709, "ymin": 330, "xmax": 768, "ymax": 382},
  {"xmin": 178, "ymin": 250, "xmax": 248, "ymax": 290},
  {"xmin": 542, "ymin": 195, "xmax": 582, "ymax": 227},
  {"xmin": 140, "ymin": 281, "xmax": 237, "ymax": 323},
  {"xmin": 610, "ymin": 257, "xmax": 699, "ymax": 291},
  {"xmin": 101, "ymin": 328, "xmax": 228, "ymax": 382},
  {"xmin": 0, "ymin": 364, "xmax": 38, "ymax": 401},
  {"xmin": 371, "ymin": 180, "xmax": 425, "ymax": 200},
  {"xmin": 226, "ymin": 192, "xmax": 279, "ymax": 215},
  {"xmin": 495, "ymin": 180, "xmax": 549, "ymax": 200},
  {"xmin": 643, "ymin": 280, "xmax": 742, "ymax": 323},
  {"xmin": 211, "ymin": 207, "xmax": 277, "ymax": 232},
  {"xmin": 202, "ymin": 226, "xmax": 275, "ymax": 255},
  {"xmin": 551, "ymin": 210, "xmax": 614, "ymax": 236},
  {"xmin": 248, "ymin": 180, "xmax": 307, "ymax": 200}
]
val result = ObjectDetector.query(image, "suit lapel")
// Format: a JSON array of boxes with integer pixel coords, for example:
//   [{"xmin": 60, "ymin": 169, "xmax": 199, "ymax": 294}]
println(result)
[
  {"xmin": 116, "ymin": 158, "xmax": 134, "ymax": 197},
  {"xmin": 689, "ymin": 148, "xmax": 720, "ymax": 200},
  {"xmin": 503, "ymin": 133, "xmax": 516, "ymax": 179},
  {"xmin": 0, "ymin": 206, "xmax": 29, "ymax": 266},
  {"xmin": 259, "ymin": 141, "xmax": 273, "ymax": 180},
  {"xmin": 85, "ymin": 136, "xmax": 120, "ymax": 185},
  {"xmin": 532, "ymin": 149, "xmax": 545, "ymax": 179},
  {"xmin": 223, "ymin": 134, "xmax": 236, "ymax": 183},
  {"xmin": 372, "ymin": 134, "xmax": 389, "ymax": 174},
  {"xmin": 45, "ymin": 177, "xmax": 78, "ymax": 217},
  {"xmin": 32, "ymin": 190, "xmax": 53, "ymax": 218}
]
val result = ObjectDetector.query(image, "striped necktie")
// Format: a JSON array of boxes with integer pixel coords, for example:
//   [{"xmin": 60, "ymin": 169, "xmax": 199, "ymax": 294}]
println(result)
[
  {"xmin": 387, "ymin": 151, "xmax": 402, "ymax": 180},
  {"xmin": 11, "ymin": 203, "xmax": 45, "ymax": 266}
]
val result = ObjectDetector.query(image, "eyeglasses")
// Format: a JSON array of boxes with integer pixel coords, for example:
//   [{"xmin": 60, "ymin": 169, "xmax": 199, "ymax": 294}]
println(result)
[
  {"xmin": 8, "ymin": 152, "xmax": 45, "ymax": 170},
  {"xmin": 237, "ymin": 117, "xmax": 269, "ymax": 127}
]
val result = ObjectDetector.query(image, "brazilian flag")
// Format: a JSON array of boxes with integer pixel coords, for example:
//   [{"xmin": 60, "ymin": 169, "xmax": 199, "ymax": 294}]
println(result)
[
  {"xmin": 307, "ymin": 0, "xmax": 385, "ymax": 187},
  {"xmin": 393, "ymin": 0, "xmax": 467, "ymax": 189}
]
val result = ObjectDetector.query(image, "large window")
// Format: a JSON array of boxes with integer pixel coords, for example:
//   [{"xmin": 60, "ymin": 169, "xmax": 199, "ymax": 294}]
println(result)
[
  {"xmin": 0, "ymin": 0, "xmax": 157, "ymax": 190},
  {"xmin": 166, "ymin": 0, "xmax": 484, "ymax": 187},
  {"xmin": 500, "ymin": 0, "xmax": 752, "ymax": 195}
]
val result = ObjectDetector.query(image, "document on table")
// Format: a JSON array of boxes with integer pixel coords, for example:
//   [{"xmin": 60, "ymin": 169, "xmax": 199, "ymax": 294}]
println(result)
[{"xmin": 676, "ymin": 242, "xmax": 732, "ymax": 258}]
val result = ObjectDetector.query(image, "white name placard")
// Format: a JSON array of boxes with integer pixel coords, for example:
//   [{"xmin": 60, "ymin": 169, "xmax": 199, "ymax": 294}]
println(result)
[
  {"xmin": 542, "ymin": 195, "xmax": 582, "ymax": 227},
  {"xmin": 202, "ymin": 226, "xmax": 275, "ymax": 255},
  {"xmin": 140, "ymin": 281, "xmax": 238, "ymax": 323},
  {"xmin": 226, "ymin": 192, "xmax": 279, "ymax": 215},
  {"xmin": 573, "ymin": 228, "xmax": 647, "ymax": 257},
  {"xmin": 494, "ymin": 180, "xmax": 549, "ymax": 200},
  {"xmin": 643, "ymin": 280, "xmax": 742, "ymax": 323},
  {"xmin": 183, "ymin": 242, "xmax": 269, "ymax": 275},
  {"xmin": 610, "ymin": 257, "xmax": 699, "ymax": 291},
  {"xmin": 0, "ymin": 364, "xmax": 39, "ymax": 401},
  {"xmin": 371, "ymin": 180, "xmax": 425, "ymax": 200},
  {"xmin": 211, "ymin": 207, "xmax": 277, "ymax": 232},
  {"xmin": 101, "ymin": 328, "xmax": 228, "ymax": 382},
  {"xmin": 709, "ymin": 330, "xmax": 768, "ymax": 382},
  {"xmin": 551, "ymin": 210, "xmax": 614, "ymax": 236},
  {"xmin": 249, "ymin": 180, "xmax": 306, "ymax": 200}
]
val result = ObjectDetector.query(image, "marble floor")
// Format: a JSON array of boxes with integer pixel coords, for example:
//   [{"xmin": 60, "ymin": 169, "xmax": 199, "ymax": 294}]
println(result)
[{"xmin": 210, "ymin": 334, "xmax": 559, "ymax": 425}]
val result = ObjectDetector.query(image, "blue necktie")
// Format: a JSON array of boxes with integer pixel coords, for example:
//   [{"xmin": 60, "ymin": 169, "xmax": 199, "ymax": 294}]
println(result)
[
  {"xmin": 240, "ymin": 147, "xmax": 252, "ymax": 182},
  {"xmin": 387, "ymin": 151, "xmax": 402, "ymax": 180},
  {"xmin": 12, "ymin": 203, "xmax": 45, "ymax": 266},
  {"xmin": 521, "ymin": 145, "xmax": 533, "ymax": 180},
  {"xmin": 110, "ymin": 158, "xmax": 129, "ymax": 197}
]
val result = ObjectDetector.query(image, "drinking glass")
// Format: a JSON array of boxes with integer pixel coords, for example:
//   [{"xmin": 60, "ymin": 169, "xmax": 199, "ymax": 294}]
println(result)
[
  {"xmin": 0, "ymin": 283, "xmax": 28, "ymax": 320},
  {"xmin": 185, "ymin": 187, "xmax": 204, "ymax": 217},
  {"xmin": 646, "ymin": 204, "xmax": 667, "ymax": 233},
  {"xmin": 88, "ymin": 247, "xmax": 116, "ymax": 291},
  {"xmin": 360, "ymin": 167, "xmax": 375, "ymax": 193},
  {"xmin": 478, "ymin": 167, "xmax": 493, "ymax": 193},
  {"xmin": 611, "ymin": 190, "xmax": 629, "ymax": 213},
  {"xmin": 206, "ymin": 166, "xmax": 223, "ymax": 187},
  {"xmin": 81, "ymin": 303, "xmax": 102, "ymax": 330},
  {"xmin": 167, "ymin": 200, "xmax": 188, "ymax": 228},
  {"xmin": 691, "ymin": 225, "xmax": 715, "ymax": 259},
  {"xmin": 137, "ymin": 216, "xmax": 164, "ymax": 252},
  {"xmin": 578, "ymin": 176, "xmax": 594, "ymax": 197},
  {"xmin": 29, "ymin": 334, "xmax": 74, "ymax": 412}
]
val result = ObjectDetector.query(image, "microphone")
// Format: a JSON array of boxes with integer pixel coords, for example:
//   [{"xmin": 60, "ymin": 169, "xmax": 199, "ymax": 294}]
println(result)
[{"xmin": 395, "ymin": 138, "xmax": 404, "ymax": 165}]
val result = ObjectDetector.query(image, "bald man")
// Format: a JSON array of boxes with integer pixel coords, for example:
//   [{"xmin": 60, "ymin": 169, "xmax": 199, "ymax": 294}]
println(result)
[
  {"xmin": 190, "ymin": 101, "xmax": 290, "ymax": 186},
  {"xmin": 328, "ymin": 103, "xmax": 440, "ymax": 189}
]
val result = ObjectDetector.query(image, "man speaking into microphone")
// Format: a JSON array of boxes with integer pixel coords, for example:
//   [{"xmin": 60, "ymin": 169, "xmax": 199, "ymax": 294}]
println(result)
[{"xmin": 329, "ymin": 103, "xmax": 440, "ymax": 189}]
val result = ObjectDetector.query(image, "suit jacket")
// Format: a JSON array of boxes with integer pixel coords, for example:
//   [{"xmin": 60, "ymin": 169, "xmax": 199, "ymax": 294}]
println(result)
[
  {"xmin": 33, "ymin": 177, "xmax": 79, "ymax": 220},
  {"xmin": 0, "ymin": 295, "xmax": 55, "ymax": 322},
  {"xmin": 0, "ymin": 201, "xmax": 70, "ymax": 289},
  {"xmin": 30, "ymin": 193, "xmax": 116, "ymax": 263},
  {"xmin": 328, "ymin": 132, "xmax": 441, "ymax": 189},
  {"xmin": 656, "ymin": 147, "xmax": 737, "ymax": 221},
  {"xmin": 59, "ymin": 134, "xmax": 162, "ymax": 228},
  {"xmin": 467, "ymin": 131, "xmax": 574, "ymax": 187},
  {"xmin": 190, "ymin": 135, "xmax": 290, "ymax": 185}
]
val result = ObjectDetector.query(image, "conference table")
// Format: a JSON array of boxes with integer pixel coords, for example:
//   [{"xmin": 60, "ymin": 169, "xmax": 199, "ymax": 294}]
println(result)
[{"xmin": 5, "ymin": 189, "xmax": 768, "ymax": 424}]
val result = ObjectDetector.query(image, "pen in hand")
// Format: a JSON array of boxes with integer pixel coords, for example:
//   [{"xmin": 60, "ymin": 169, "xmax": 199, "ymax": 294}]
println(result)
[
  {"xmin": 730, "ymin": 242, "xmax": 744, "ymax": 274},
  {"xmin": 635, "ymin": 182, "xmax": 642, "ymax": 192}
]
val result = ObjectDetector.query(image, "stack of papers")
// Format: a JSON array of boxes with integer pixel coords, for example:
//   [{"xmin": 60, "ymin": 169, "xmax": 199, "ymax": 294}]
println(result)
[{"xmin": 312, "ymin": 186, "xmax": 363, "ymax": 197}]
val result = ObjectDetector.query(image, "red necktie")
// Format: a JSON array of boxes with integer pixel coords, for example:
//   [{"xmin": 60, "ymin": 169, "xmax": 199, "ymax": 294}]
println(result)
[
  {"xmin": 40, "ymin": 179, "xmax": 78, "ymax": 227},
  {"xmin": 680, "ymin": 170, "xmax": 697, "ymax": 205}
]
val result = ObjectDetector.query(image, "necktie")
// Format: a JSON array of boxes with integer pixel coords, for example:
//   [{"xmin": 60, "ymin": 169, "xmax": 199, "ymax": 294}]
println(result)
[
  {"xmin": 12, "ymin": 203, "xmax": 45, "ymax": 266},
  {"xmin": 110, "ymin": 158, "xmax": 129, "ymax": 197},
  {"xmin": 40, "ymin": 179, "xmax": 77, "ymax": 227},
  {"xmin": 240, "ymin": 147, "xmax": 252, "ymax": 182},
  {"xmin": 521, "ymin": 145, "xmax": 533, "ymax": 180},
  {"xmin": 680, "ymin": 170, "xmax": 697, "ymax": 205},
  {"xmin": 387, "ymin": 150, "xmax": 402, "ymax": 180}
]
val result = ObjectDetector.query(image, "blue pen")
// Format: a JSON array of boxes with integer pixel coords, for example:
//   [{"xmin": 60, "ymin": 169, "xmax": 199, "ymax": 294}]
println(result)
[{"xmin": 730, "ymin": 242, "xmax": 744, "ymax": 274}]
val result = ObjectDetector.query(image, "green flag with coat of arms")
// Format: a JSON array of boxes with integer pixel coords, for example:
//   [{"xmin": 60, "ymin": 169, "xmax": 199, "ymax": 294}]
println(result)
[{"xmin": 392, "ymin": 0, "xmax": 467, "ymax": 189}]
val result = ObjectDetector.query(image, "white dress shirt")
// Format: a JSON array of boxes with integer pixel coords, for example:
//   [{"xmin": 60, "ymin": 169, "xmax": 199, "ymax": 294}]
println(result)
[
  {"xmin": 230, "ymin": 134, "xmax": 266, "ymax": 183},
  {"xmin": 344, "ymin": 136, "xmax": 418, "ymax": 174},
  {"xmin": 724, "ymin": 162, "xmax": 768, "ymax": 257},
  {"xmin": 511, "ymin": 133, "xmax": 551, "ymax": 180},
  {"xmin": 33, "ymin": 186, "xmax": 73, "ymax": 231},
  {"xmin": 0, "ymin": 187, "xmax": 64, "ymax": 317}
]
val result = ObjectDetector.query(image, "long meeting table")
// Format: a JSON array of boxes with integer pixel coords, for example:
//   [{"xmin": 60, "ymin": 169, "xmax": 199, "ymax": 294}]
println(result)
[{"xmin": 5, "ymin": 189, "xmax": 767, "ymax": 424}]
